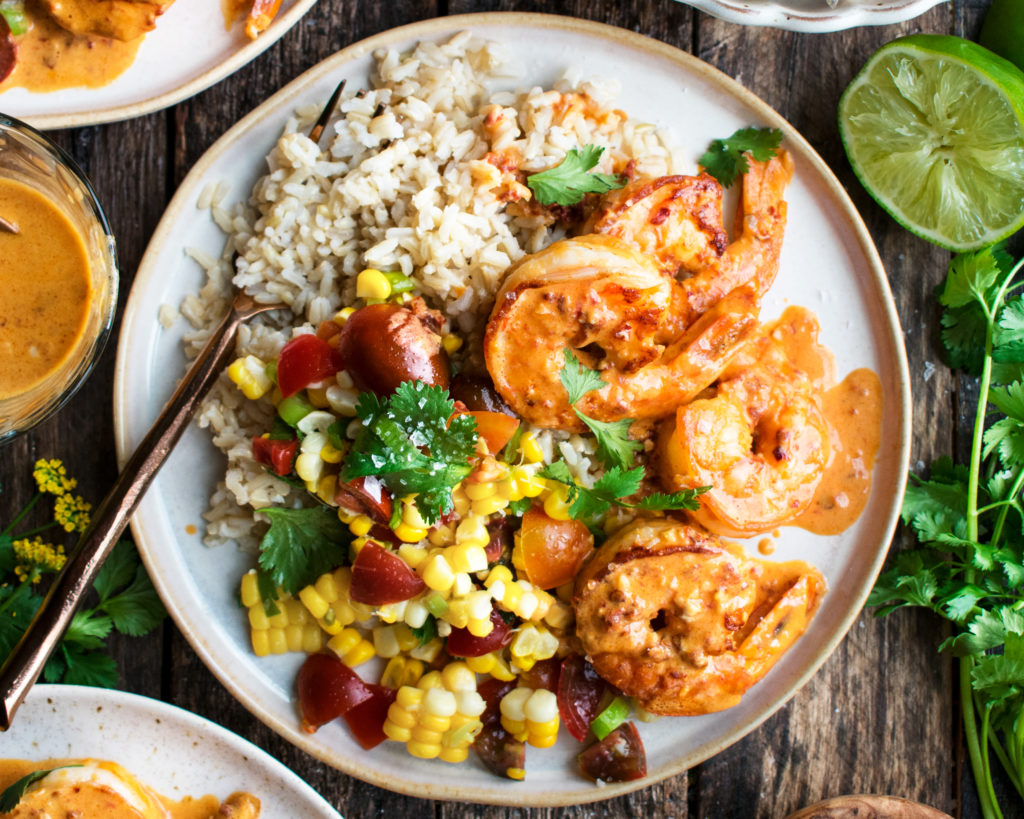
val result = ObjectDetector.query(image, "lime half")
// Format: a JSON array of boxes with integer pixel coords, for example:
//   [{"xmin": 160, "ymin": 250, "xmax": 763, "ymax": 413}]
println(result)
[{"xmin": 839, "ymin": 34, "xmax": 1024, "ymax": 252}]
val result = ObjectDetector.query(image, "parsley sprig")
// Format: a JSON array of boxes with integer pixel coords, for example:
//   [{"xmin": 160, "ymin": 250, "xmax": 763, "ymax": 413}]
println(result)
[
  {"xmin": 560, "ymin": 349, "xmax": 641, "ymax": 470},
  {"xmin": 342, "ymin": 381, "xmax": 478, "ymax": 524},
  {"xmin": 698, "ymin": 126, "xmax": 783, "ymax": 188},
  {"xmin": 868, "ymin": 243, "xmax": 1024, "ymax": 818},
  {"xmin": 526, "ymin": 145, "xmax": 626, "ymax": 207}
]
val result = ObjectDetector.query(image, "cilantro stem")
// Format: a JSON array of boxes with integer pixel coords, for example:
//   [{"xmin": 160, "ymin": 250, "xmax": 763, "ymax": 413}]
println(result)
[
  {"xmin": 2, "ymin": 492, "xmax": 41, "ymax": 536},
  {"xmin": 16, "ymin": 521, "xmax": 59, "ymax": 539},
  {"xmin": 0, "ymin": 577, "xmax": 32, "ymax": 617},
  {"xmin": 963, "ymin": 658, "xmax": 1001, "ymax": 819},
  {"xmin": 988, "ymin": 468, "xmax": 1024, "ymax": 548},
  {"xmin": 977, "ymin": 700, "xmax": 1003, "ymax": 817}
]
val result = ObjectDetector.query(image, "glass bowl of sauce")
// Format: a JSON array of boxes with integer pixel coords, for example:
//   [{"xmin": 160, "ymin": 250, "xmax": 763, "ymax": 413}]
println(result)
[{"xmin": 0, "ymin": 114, "xmax": 118, "ymax": 443}]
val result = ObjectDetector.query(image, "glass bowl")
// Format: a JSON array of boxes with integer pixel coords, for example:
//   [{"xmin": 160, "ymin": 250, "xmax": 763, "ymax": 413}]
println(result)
[{"xmin": 0, "ymin": 114, "xmax": 118, "ymax": 443}]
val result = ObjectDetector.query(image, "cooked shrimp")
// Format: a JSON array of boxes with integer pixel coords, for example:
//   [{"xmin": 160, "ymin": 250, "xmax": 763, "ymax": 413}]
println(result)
[
  {"xmin": 581, "ymin": 174, "xmax": 729, "ymax": 275},
  {"xmin": 484, "ymin": 234, "xmax": 759, "ymax": 429},
  {"xmin": 658, "ymin": 310, "xmax": 832, "ymax": 537},
  {"xmin": 484, "ymin": 152, "xmax": 793, "ymax": 429},
  {"xmin": 573, "ymin": 518, "xmax": 825, "ymax": 715}
]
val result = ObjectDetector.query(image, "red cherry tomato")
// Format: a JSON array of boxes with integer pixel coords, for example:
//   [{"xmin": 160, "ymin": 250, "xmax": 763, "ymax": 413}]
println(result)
[
  {"xmin": 477, "ymin": 677, "xmax": 516, "ymax": 726},
  {"xmin": 276, "ymin": 334, "xmax": 344, "ymax": 398},
  {"xmin": 296, "ymin": 653, "xmax": 373, "ymax": 733},
  {"xmin": 484, "ymin": 517, "xmax": 513, "ymax": 563},
  {"xmin": 462, "ymin": 410, "xmax": 520, "ymax": 455},
  {"xmin": 578, "ymin": 722, "xmax": 647, "ymax": 782},
  {"xmin": 343, "ymin": 683, "xmax": 397, "ymax": 750},
  {"xmin": 558, "ymin": 654, "xmax": 607, "ymax": 742},
  {"xmin": 349, "ymin": 541, "xmax": 426, "ymax": 605},
  {"xmin": 251, "ymin": 436, "xmax": 298, "ymax": 476},
  {"xmin": 446, "ymin": 609, "xmax": 512, "ymax": 658},
  {"xmin": 334, "ymin": 476, "xmax": 393, "ymax": 524},
  {"xmin": 0, "ymin": 16, "xmax": 15, "ymax": 84}
]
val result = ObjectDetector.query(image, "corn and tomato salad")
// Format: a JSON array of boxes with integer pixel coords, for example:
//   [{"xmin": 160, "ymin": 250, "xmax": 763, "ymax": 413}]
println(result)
[{"xmin": 226, "ymin": 270, "xmax": 649, "ymax": 782}]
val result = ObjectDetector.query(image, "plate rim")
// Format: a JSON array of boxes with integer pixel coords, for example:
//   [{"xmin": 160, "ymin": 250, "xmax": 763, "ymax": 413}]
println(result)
[
  {"xmin": 114, "ymin": 10, "xmax": 912, "ymax": 806},
  {"xmin": 4, "ymin": 0, "xmax": 319, "ymax": 130},
  {"xmin": 679, "ymin": 0, "xmax": 948, "ymax": 33},
  {"xmin": 8, "ymin": 683, "xmax": 341, "ymax": 817}
]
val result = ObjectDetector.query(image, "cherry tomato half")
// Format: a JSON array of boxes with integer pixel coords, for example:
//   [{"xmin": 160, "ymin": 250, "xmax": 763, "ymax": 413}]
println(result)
[
  {"xmin": 446, "ymin": 609, "xmax": 512, "ymax": 658},
  {"xmin": 334, "ymin": 475, "xmax": 393, "ymax": 524},
  {"xmin": 558, "ymin": 654, "xmax": 607, "ymax": 742},
  {"xmin": 343, "ymin": 683, "xmax": 397, "ymax": 750},
  {"xmin": 297, "ymin": 653, "xmax": 372, "ymax": 733},
  {"xmin": 349, "ymin": 541, "xmax": 426, "ymax": 605},
  {"xmin": 276, "ymin": 333, "xmax": 344, "ymax": 398},
  {"xmin": 251, "ymin": 436, "xmax": 298, "ymax": 476},
  {"xmin": 518, "ymin": 506, "xmax": 594, "ymax": 590},
  {"xmin": 578, "ymin": 722, "xmax": 647, "ymax": 782}
]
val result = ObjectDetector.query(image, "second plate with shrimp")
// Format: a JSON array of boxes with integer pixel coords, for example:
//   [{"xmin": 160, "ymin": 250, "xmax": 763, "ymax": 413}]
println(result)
[{"xmin": 113, "ymin": 12, "xmax": 911, "ymax": 806}]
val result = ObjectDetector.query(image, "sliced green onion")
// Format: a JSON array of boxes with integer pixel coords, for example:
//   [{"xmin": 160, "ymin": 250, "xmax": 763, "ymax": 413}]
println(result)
[
  {"xmin": 384, "ymin": 270, "xmax": 415, "ymax": 295},
  {"xmin": 425, "ymin": 593, "xmax": 448, "ymax": 617},
  {"xmin": 590, "ymin": 695, "xmax": 630, "ymax": 740},
  {"xmin": 267, "ymin": 415, "xmax": 293, "ymax": 441},
  {"xmin": 263, "ymin": 360, "xmax": 278, "ymax": 384},
  {"xmin": 277, "ymin": 394, "xmax": 314, "ymax": 427},
  {"xmin": 0, "ymin": 1, "xmax": 28, "ymax": 36}
]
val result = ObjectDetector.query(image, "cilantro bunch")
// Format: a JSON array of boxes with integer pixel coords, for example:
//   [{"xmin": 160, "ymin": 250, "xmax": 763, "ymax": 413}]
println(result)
[
  {"xmin": 869, "ymin": 244, "xmax": 1024, "ymax": 818},
  {"xmin": 698, "ymin": 126, "xmax": 783, "ymax": 188},
  {"xmin": 0, "ymin": 461, "xmax": 165, "ymax": 687},
  {"xmin": 343, "ymin": 380, "xmax": 478, "ymax": 525}
]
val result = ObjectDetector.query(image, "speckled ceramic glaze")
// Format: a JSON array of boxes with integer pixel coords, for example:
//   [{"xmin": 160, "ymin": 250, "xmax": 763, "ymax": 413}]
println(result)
[
  {"xmin": 113, "ymin": 13, "xmax": 912, "ymax": 806},
  {"xmin": 0, "ymin": 0, "xmax": 318, "ymax": 129},
  {"xmin": 2, "ymin": 685, "xmax": 341, "ymax": 816},
  {"xmin": 679, "ymin": 0, "xmax": 947, "ymax": 32}
]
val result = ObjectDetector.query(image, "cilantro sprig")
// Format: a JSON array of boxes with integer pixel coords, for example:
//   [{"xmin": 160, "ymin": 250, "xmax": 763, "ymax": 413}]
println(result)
[
  {"xmin": 0, "ymin": 765, "xmax": 83, "ymax": 811},
  {"xmin": 527, "ymin": 145, "xmax": 626, "ymax": 207},
  {"xmin": 560, "ymin": 349, "xmax": 641, "ymax": 470},
  {"xmin": 540, "ymin": 461, "xmax": 706, "ymax": 529},
  {"xmin": 698, "ymin": 126, "xmax": 783, "ymax": 188},
  {"xmin": 257, "ymin": 506, "xmax": 350, "ymax": 596},
  {"xmin": 869, "ymin": 243, "xmax": 1024, "ymax": 818},
  {"xmin": 342, "ymin": 381, "xmax": 478, "ymax": 524}
]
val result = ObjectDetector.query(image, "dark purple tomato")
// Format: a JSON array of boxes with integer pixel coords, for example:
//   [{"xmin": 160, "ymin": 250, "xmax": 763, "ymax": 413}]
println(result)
[
  {"xmin": 449, "ymin": 373, "xmax": 515, "ymax": 416},
  {"xmin": 578, "ymin": 722, "xmax": 647, "ymax": 782},
  {"xmin": 337, "ymin": 304, "xmax": 450, "ymax": 396}
]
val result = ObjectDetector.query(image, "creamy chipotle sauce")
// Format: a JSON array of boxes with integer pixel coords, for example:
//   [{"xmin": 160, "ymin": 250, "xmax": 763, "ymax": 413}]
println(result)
[
  {"xmin": 1, "ymin": 1, "xmax": 141, "ymax": 92},
  {"xmin": 0, "ymin": 759, "xmax": 259, "ymax": 819},
  {"xmin": 757, "ymin": 305, "xmax": 883, "ymax": 535},
  {"xmin": 0, "ymin": 177, "xmax": 91, "ymax": 400}
]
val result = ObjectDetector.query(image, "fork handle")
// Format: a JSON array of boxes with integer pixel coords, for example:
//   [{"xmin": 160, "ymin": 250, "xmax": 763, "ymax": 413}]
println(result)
[{"xmin": 0, "ymin": 293, "xmax": 269, "ymax": 730}]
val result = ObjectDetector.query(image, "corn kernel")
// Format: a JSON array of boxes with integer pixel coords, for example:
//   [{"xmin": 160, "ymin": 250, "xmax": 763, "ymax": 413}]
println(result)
[
  {"xmin": 316, "ymin": 475, "xmax": 337, "ymax": 505},
  {"xmin": 543, "ymin": 484, "xmax": 572, "ymax": 521},
  {"xmin": 240, "ymin": 571, "xmax": 261, "ymax": 608},
  {"xmin": 507, "ymin": 767, "xmax": 526, "ymax": 780},
  {"xmin": 227, "ymin": 355, "xmax": 272, "ymax": 400},
  {"xmin": 356, "ymin": 268, "xmax": 392, "ymax": 300},
  {"xmin": 333, "ymin": 306, "xmax": 355, "ymax": 324},
  {"xmin": 420, "ymin": 554, "xmax": 455, "ymax": 591},
  {"xmin": 520, "ymin": 433, "xmax": 544, "ymax": 464},
  {"xmin": 441, "ymin": 662, "xmax": 476, "ymax": 693},
  {"xmin": 441, "ymin": 333, "xmax": 463, "ymax": 354},
  {"xmin": 349, "ymin": 515, "xmax": 373, "ymax": 537},
  {"xmin": 320, "ymin": 441, "xmax": 345, "ymax": 463},
  {"xmin": 472, "ymin": 495, "xmax": 509, "ymax": 517},
  {"xmin": 402, "ymin": 498, "xmax": 429, "ymax": 529},
  {"xmin": 394, "ymin": 522, "xmax": 428, "ymax": 543},
  {"xmin": 307, "ymin": 385, "xmax": 330, "ymax": 408}
]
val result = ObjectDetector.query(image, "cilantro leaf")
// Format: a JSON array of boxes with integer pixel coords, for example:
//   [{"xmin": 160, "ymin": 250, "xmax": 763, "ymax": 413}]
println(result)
[
  {"xmin": 940, "ymin": 245, "xmax": 1007, "ymax": 310},
  {"xmin": 635, "ymin": 489, "xmax": 708, "ymax": 512},
  {"xmin": 993, "ymin": 299, "xmax": 1024, "ymax": 363},
  {"xmin": 258, "ymin": 506, "xmax": 351, "ymax": 595},
  {"xmin": 560, "ymin": 349, "xmax": 607, "ymax": 404},
  {"xmin": 63, "ymin": 610, "xmax": 113, "ymax": 649},
  {"xmin": 92, "ymin": 540, "xmax": 138, "ymax": 601},
  {"xmin": 983, "ymin": 417, "xmax": 1024, "ymax": 470},
  {"xmin": 99, "ymin": 564, "xmax": 166, "ymax": 637},
  {"xmin": 526, "ymin": 145, "xmax": 625, "ymax": 206},
  {"xmin": 0, "ymin": 766, "xmax": 83, "ymax": 811},
  {"xmin": 413, "ymin": 616, "xmax": 437, "ymax": 647},
  {"xmin": 58, "ymin": 646, "xmax": 119, "ymax": 688},
  {"xmin": 989, "ymin": 382, "xmax": 1024, "ymax": 423},
  {"xmin": 698, "ymin": 126, "xmax": 782, "ymax": 187},
  {"xmin": 576, "ymin": 412, "xmax": 642, "ymax": 471},
  {"xmin": 343, "ymin": 381, "xmax": 478, "ymax": 524},
  {"xmin": 940, "ymin": 301, "xmax": 988, "ymax": 374}
]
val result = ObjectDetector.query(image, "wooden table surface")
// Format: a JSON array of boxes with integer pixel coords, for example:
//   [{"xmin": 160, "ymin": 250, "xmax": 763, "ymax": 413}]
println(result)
[{"xmin": 0, "ymin": 0, "xmax": 1006, "ymax": 816}]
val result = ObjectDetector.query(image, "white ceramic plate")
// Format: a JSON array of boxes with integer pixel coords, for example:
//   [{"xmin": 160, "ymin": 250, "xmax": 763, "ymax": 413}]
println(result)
[
  {"xmin": 2, "ymin": 684, "xmax": 341, "ymax": 817},
  {"xmin": 114, "ymin": 13, "xmax": 911, "ymax": 806},
  {"xmin": 0, "ymin": 0, "xmax": 317, "ymax": 129},
  {"xmin": 678, "ymin": 0, "xmax": 947, "ymax": 32}
]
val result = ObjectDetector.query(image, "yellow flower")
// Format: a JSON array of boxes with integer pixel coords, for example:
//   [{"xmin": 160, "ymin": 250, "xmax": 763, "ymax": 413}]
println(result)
[
  {"xmin": 33, "ymin": 459, "xmax": 77, "ymax": 496},
  {"xmin": 12, "ymin": 537, "xmax": 66, "ymax": 583},
  {"xmin": 54, "ymin": 493, "xmax": 92, "ymax": 533}
]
